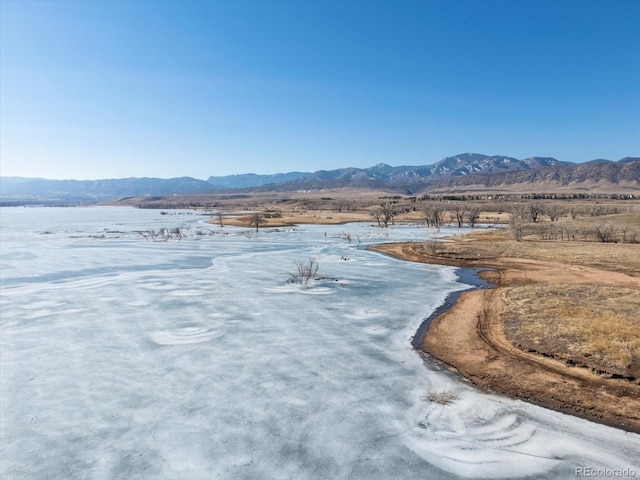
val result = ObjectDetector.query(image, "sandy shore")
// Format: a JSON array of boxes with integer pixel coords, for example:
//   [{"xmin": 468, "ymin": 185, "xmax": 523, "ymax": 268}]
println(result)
[{"xmin": 371, "ymin": 242, "xmax": 640, "ymax": 433}]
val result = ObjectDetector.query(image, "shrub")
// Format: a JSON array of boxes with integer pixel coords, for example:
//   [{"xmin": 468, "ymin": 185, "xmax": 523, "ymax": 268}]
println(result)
[
  {"xmin": 423, "ymin": 388, "xmax": 458, "ymax": 405},
  {"xmin": 288, "ymin": 258, "xmax": 319, "ymax": 286}
]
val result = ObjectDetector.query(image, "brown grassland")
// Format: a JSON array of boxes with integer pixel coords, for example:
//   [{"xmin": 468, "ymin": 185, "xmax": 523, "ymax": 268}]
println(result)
[{"xmin": 503, "ymin": 285, "xmax": 639, "ymax": 376}]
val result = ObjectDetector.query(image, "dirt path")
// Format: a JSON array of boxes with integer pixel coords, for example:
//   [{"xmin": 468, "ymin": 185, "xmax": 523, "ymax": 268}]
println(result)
[{"xmin": 371, "ymin": 242, "xmax": 640, "ymax": 433}]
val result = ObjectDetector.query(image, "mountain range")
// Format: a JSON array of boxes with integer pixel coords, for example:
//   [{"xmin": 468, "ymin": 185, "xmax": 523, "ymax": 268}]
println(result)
[
  {"xmin": 206, "ymin": 154, "xmax": 567, "ymax": 190},
  {"xmin": 1, "ymin": 154, "xmax": 638, "ymax": 202}
]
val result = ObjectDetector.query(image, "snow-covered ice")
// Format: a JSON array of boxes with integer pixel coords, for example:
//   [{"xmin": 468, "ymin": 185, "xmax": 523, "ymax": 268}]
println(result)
[{"xmin": 1, "ymin": 207, "xmax": 638, "ymax": 479}]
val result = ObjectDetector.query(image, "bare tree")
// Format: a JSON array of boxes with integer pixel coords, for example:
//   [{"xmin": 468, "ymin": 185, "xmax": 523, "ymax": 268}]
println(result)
[
  {"xmin": 594, "ymin": 223, "xmax": 616, "ymax": 243},
  {"xmin": 509, "ymin": 214, "xmax": 525, "ymax": 242},
  {"xmin": 382, "ymin": 202, "xmax": 397, "ymax": 227},
  {"xmin": 621, "ymin": 225, "xmax": 629, "ymax": 243},
  {"xmin": 450, "ymin": 204, "xmax": 466, "ymax": 228},
  {"xmin": 335, "ymin": 200, "xmax": 355, "ymax": 212},
  {"xmin": 249, "ymin": 213, "xmax": 265, "ymax": 232},
  {"xmin": 373, "ymin": 203, "xmax": 397, "ymax": 227},
  {"xmin": 528, "ymin": 202, "xmax": 544, "ymax": 223},
  {"xmin": 569, "ymin": 207, "xmax": 579, "ymax": 220},
  {"xmin": 537, "ymin": 223, "xmax": 550, "ymax": 240},
  {"xmin": 578, "ymin": 226, "xmax": 590, "ymax": 242},
  {"xmin": 619, "ymin": 225, "xmax": 637, "ymax": 243},
  {"xmin": 371, "ymin": 209, "xmax": 383, "ymax": 227},
  {"xmin": 562, "ymin": 225, "xmax": 576, "ymax": 241},
  {"xmin": 546, "ymin": 204, "xmax": 564, "ymax": 222},
  {"xmin": 466, "ymin": 207, "xmax": 481, "ymax": 228},
  {"xmin": 423, "ymin": 205, "xmax": 445, "ymax": 229},
  {"xmin": 216, "ymin": 212, "xmax": 224, "ymax": 227}
]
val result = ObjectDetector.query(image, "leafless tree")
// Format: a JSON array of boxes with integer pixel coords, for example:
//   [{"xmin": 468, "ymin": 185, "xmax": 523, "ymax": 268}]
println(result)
[
  {"xmin": 528, "ymin": 202, "xmax": 544, "ymax": 223},
  {"xmin": 451, "ymin": 204, "xmax": 467, "ymax": 228},
  {"xmin": 382, "ymin": 202, "xmax": 397, "ymax": 227},
  {"xmin": 620, "ymin": 225, "xmax": 629, "ymax": 243},
  {"xmin": 509, "ymin": 214, "xmax": 525, "ymax": 242},
  {"xmin": 335, "ymin": 200, "xmax": 356, "ymax": 212},
  {"xmin": 216, "ymin": 212, "xmax": 224, "ymax": 227},
  {"xmin": 619, "ymin": 225, "xmax": 637, "ymax": 243},
  {"xmin": 249, "ymin": 213, "xmax": 265, "ymax": 232},
  {"xmin": 546, "ymin": 204, "xmax": 564, "ymax": 222},
  {"xmin": 423, "ymin": 205, "xmax": 445, "ymax": 229},
  {"xmin": 466, "ymin": 207, "xmax": 481, "ymax": 228},
  {"xmin": 537, "ymin": 223, "xmax": 550, "ymax": 240},
  {"xmin": 578, "ymin": 226, "xmax": 590, "ymax": 242},
  {"xmin": 373, "ymin": 203, "xmax": 397, "ymax": 227},
  {"xmin": 570, "ymin": 207, "xmax": 579, "ymax": 220},
  {"xmin": 562, "ymin": 225, "xmax": 576, "ymax": 241},
  {"xmin": 371, "ymin": 209, "xmax": 383, "ymax": 227},
  {"xmin": 594, "ymin": 223, "xmax": 616, "ymax": 243}
]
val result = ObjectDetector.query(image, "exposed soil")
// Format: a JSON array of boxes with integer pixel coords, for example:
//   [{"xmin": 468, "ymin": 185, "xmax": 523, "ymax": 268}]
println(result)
[{"xmin": 371, "ymin": 240, "xmax": 640, "ymax": 433}]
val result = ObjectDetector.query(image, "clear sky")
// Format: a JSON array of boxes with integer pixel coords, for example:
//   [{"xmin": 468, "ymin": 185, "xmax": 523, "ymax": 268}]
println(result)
[{"xmin": 1, "ymin": 0, "xmax": 638, "ymax": 180}]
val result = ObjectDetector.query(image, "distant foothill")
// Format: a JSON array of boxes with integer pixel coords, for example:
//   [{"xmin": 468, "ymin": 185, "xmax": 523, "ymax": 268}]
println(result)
[{"xmin": 1, "ymin": 153, "xmax": 638, "ymax": 204}]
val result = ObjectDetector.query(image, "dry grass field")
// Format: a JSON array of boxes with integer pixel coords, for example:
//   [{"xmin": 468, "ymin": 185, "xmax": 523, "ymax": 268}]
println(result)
[
  {"xmin": 503, "ymin": 285, "xmax": 640, "ymax": 378},
  {"xmin": 398, "ymin": 218, "xmax": 640, "ymax": 380},
  {"xmin": 414, "ymin": 227, "xmax": 640, "ymax": 276},
  {"xmin": 451, "ymin": 211, "xmax": 640, "ymax": 381}
]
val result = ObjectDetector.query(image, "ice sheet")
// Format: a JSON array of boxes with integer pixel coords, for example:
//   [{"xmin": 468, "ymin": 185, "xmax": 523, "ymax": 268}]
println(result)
[{"xmin": 1, "ymin": 207, "xmax": 638, "ymax": 479}]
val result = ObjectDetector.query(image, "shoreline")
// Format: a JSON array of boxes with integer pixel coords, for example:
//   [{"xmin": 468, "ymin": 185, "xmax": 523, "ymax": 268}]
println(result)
[
  {"xmin": 369, "ymin": 242, "xmax": 640, "ymax": 434},
  {"xmin": 410, "ymin": 266, "xmax": 494, "ymax": 349}
]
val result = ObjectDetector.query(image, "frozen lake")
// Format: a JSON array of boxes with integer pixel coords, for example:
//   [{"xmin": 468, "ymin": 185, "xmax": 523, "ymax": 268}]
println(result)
[{"xmin": 1, "ymin": 207, "xmax": 639, "ymax": 479}]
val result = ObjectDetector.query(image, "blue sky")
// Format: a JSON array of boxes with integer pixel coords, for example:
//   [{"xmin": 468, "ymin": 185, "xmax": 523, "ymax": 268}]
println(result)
[{"xmin": 1, "ymin": 0, "xmax": 638, "ymax": 180}]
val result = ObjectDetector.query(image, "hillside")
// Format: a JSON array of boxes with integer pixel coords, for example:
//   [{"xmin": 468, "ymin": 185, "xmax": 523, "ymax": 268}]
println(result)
[
  {"xmin": 0, "ymin": 176, "xmax": 215, "ymax": 203},
  {"xmin": 1, "ymin": 154, "xmax": 637, "ymax": 203},
  {"xmin": 423, "ymin": 158, "xmax": 640, "ymax": 194},
  {"xmin": 213, "ymin": 154, "xmax": 568, "ymax": 190}
]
